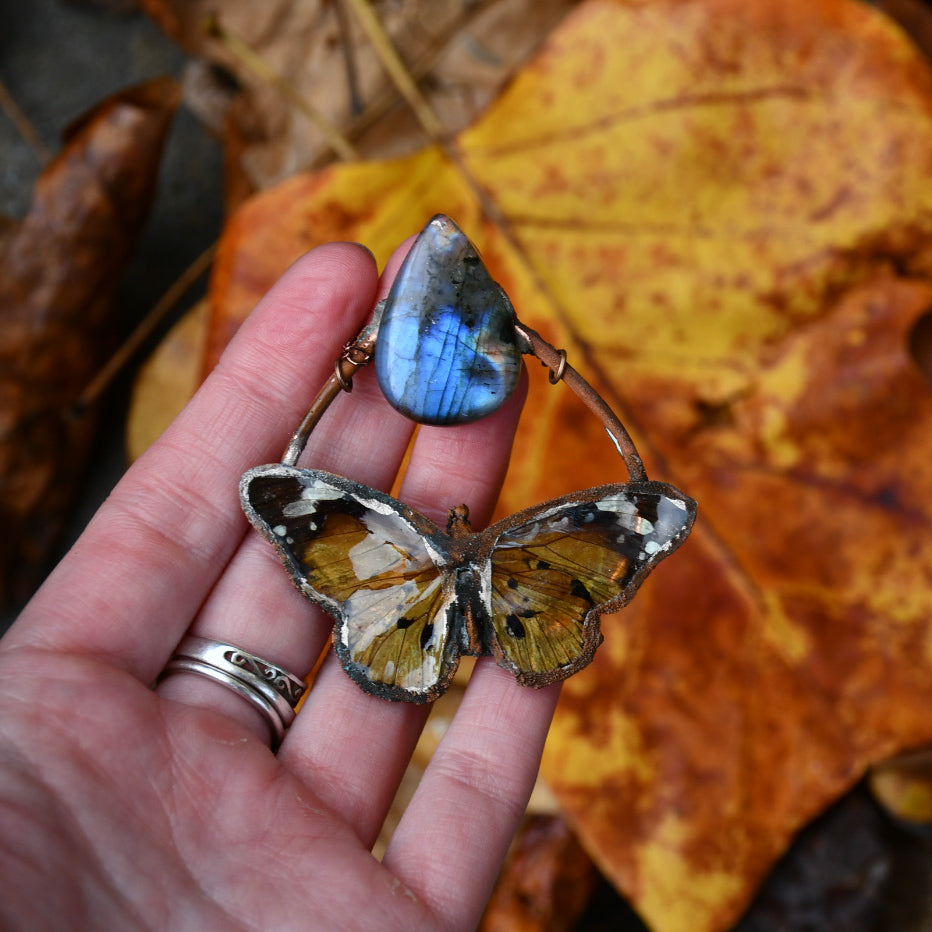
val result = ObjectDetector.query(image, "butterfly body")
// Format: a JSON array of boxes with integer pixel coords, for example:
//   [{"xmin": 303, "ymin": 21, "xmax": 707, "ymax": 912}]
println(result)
[{"xmin": 241, "ymin": 464, "xmax": 697, "ymax": 703}]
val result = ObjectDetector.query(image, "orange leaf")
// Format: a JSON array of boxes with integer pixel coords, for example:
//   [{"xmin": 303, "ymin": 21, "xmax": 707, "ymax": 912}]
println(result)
[{"xmin": 197, "ymin": 1, "xmax": 932, "ymax": 928}]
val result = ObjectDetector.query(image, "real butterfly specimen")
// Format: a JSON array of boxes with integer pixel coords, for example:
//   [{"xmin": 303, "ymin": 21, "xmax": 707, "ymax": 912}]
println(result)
[{"xmin": 241, "ymin": 215, "xmax": 697, "ymax": 703}]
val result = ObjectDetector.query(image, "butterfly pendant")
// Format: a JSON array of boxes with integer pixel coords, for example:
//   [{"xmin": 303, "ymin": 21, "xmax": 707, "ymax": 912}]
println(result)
[
  {"xmin": 242, "ymin": 215, "xmax": 697, "ymax": 703},
  {"xmin": 241, "ymin": 464, "xmax": 696, "ymax": 703}
]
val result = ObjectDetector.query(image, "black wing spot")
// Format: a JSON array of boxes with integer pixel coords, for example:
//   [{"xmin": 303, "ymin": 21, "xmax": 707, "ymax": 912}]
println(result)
[
  {"xmin": 505, "ymin": 615, "xmax": 527, "ymax": 639},
  {"xmin": 420, "ymin": 622, "xmax": 435, "ymax": 649},
  {"xmin": 397, "ymin": 616, "xmax": 415, "ymax": 630},
  {"xmin": 313, "ymin": 494, "xmax": 366, "ymax": 520},
  {"xmin": 567, "ymin": 503, "xmax": 599, "ymax": 525},
  {"xmin": 535, "ymin": 560, "xmax": 551, "ymax": 571},
  {"xmin": 570, "ymin": 578, "xmax": 595, "ymax": 606},
  {"xmin": 507, "ymin": 577, "xmax": 520, "ymax": 589}
]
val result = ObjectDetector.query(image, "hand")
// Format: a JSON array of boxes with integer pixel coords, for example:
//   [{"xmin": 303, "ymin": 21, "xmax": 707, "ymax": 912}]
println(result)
[{"xmin": 0, "ymin": 239, "xmax": 558, "ymax": 930}]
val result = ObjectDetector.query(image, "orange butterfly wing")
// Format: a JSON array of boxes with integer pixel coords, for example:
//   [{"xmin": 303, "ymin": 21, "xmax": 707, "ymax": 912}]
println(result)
[
  {"xmin": 485, "ymin": 482, "xmax": 696, "ymax": 686},
  {"xmin": 241, "ymin": 465, "xmax": 461, "ymax": 702}
]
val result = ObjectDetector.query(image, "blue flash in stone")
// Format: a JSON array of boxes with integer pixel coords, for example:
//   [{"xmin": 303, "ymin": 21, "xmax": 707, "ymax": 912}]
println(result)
[{"xmin": 374, "ymin": 214, "xmax": 525, "ymax": 425}]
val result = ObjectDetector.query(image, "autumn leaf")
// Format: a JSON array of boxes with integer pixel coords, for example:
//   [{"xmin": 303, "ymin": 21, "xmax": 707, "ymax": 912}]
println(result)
[
  {"xmin": 0, "ymin": 77, "xmax": 180, "ymax": 603},
  {"xmin": 139, "ymin": 0, "xmax": 576, "ymax": 198},
  {"xmin": 132, "ymin": 0, "xmax": 932, "ymax": 928},
  {"xmin": 479, "ymin": 814, "xmax": 601, "ymax": 932},
  {"xmin": 871, "ymin": 748, "xmax": 932, "ymax": 824},
  {"xmin": 126, "ymin": 299, "xmax": 209, "ymax": 462}
]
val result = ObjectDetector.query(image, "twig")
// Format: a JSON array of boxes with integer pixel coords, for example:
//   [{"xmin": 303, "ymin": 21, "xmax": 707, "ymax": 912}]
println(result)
[
  {"xmin": 340, "ymin": 0, "xmax": 523, "ymax": 263},
  {"xmin": 73, "ymin": 242, "xmax": 217, "ymax": 414},
  {"xmin": 203, "ymin": 12, "xmax": 358, "ymax": 162},
  {"xmin": 342, "ymin": 0, "xmax": 446, "ymax": 139},
  {"xmin": 333, "ymin": 0, "xmax": 365, "ymax": 116},
  {"xmin": 0, "ymin": 78, "xmax": 52, "ymax": 164},
  {"xmin": 340, "ymin": 0, "xmax": 509, "ymax": 225},
  {"xmin": 311, "ymin": 0, "xmax": 502, "ymax": 167}
]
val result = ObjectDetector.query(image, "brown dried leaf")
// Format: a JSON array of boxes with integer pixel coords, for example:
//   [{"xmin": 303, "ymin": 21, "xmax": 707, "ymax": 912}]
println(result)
[
  {"xmin": 139, "ymin": 0, "xmax": 577, "ymax": 197},
  {"xmin": 480, "ymin": 815, "xmax": 601, "ymax": 932},
  {"xmin": 0, "ymin": 76, "xmax": 180, "ymax": 603}
]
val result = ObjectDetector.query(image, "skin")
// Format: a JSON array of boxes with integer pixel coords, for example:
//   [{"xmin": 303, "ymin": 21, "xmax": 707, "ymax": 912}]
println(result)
[{"xmin": 0, "ymin": 238, "xmax": 559, "ymax": 931}]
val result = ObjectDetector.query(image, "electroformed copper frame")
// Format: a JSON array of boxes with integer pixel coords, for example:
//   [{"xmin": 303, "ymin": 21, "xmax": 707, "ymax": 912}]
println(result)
[{"xmin": 281, "ymin": 299, "xmax": 647, "ymax": 485}]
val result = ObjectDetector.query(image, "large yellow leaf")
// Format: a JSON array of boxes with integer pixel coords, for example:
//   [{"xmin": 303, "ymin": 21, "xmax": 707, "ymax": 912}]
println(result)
[{"xmin": 191, "ymin": 0, "xmax": 932, "ymax": 928}]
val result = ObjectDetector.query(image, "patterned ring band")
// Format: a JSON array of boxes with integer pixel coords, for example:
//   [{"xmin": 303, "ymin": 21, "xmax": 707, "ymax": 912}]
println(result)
[{"xmin": 161, "ymin": 636, "xmax": 307, "ymax": 748}]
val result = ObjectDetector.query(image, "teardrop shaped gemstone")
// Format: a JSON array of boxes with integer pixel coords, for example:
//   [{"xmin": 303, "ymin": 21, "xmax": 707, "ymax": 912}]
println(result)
[{"xmin": 374, "ymin": 215, "xmax": 524, "ymax": 426}]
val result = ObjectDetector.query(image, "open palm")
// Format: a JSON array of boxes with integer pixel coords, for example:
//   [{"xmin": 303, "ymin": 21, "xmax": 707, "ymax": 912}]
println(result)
[{"xmin": 0, "ymin": 240, "xmax": 558, "ymax": 931}]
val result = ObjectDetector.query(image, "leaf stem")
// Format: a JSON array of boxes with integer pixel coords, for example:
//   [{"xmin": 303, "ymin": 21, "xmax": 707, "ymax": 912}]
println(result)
[
  {"xmin": 342, "ymin": 0, "xmax": 446, "ymax": 140},
  {"xmin": 73, "ymin": 242, "xmax": 217, "ymax": 415}
]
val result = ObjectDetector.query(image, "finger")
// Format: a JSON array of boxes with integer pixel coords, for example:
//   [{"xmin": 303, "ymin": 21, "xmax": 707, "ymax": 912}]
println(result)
[
  {"xmin": 154, "ymin": 241, "xmax": 419, "ymax": 744},
  {"xmin": 384, "ymin": 662, "xmax": 560, "ymax": 929},
  {"xmin": 280, "ymin": 374, "xmax": 528, "ymax": 846},
  {"xmin": 157, "ymin": 363, "xmax": 416, "ymax": 744},
  {"xmin": 8, "ymin": 243, "xmax": 380, "ymax": 683}
]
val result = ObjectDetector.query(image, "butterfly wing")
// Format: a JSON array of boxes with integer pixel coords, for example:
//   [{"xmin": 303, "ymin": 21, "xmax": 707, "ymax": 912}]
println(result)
[
  {"xmin": 240, "ymin": 465, "xmax": 462, "ymax": 702},
  {"xmin": 485, "ymin": 481, "xmax": 696, "ymax": 686}
]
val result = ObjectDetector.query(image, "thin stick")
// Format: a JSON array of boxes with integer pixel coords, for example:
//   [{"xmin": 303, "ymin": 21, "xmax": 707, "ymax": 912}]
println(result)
[
  {"xmin": 338, "ymin": 0, "xmax": 530, "ymax": 266},
  {"xmin": 0, "ymin": 78, "xmax": 52, "ymax": 164},
  {"xmin": 203, "ymin": 13, "xmax": 358, "ymax": 162},
  {"xmin": 340, "ymin": 0, "xmax": 508, "ymax": 243},
  {"xmin": 342, "ymin": 0, "xmax": 446, "ymax": 140},
  {"xmin": 74, "ymin": 242, "xmax": 217, "ymax": 413},
  {"xmin": 333, "ymin": 0, "xmax": 365, "ymax": 115},
  {"xmin": 309, "ymin": 0, "xmax": 502, "ymax": 169}
]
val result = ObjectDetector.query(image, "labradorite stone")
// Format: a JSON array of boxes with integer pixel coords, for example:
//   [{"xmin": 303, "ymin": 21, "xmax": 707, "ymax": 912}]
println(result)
[{"xmin": 374, "ymin": 215, "xmax": 523, "ymax": 426}]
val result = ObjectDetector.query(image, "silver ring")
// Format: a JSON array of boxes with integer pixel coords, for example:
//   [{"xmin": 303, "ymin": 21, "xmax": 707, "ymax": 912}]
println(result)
[{"xmin": 161, "ymin": 636, "xmax": 307, "ymax": 748}]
